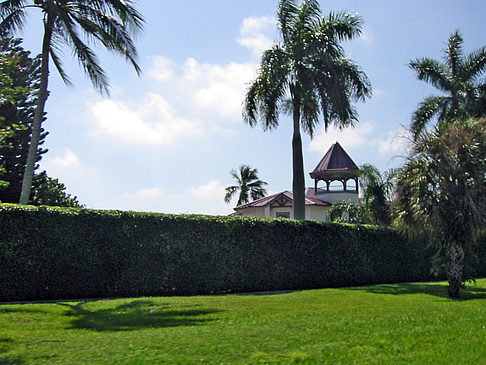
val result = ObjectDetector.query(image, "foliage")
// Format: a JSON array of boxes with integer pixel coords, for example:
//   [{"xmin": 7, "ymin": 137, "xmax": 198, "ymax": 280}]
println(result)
[
  {"xmin": 328, "ymin": 201, "xmax": 362, "ymax": 223},
  {"xmin": 1, "ymin": 203, "xmax": 473, "ymax": 302},
  {"xmin": 0, "ymin": 35, "xmax": 48, "ymax": 203},
  {"xmin": 359, "ymin": 164, "xmax": 397, "ymax": 225},
  {"xmin": 0, "ymin": 0, "xmax": 144, "ymax": 204},
  {"xmin": 30, "ymin": 171, "xmax": 83, "ymax": 207},
  {"xmin": 409, "ymin": 31, "xmax": 486, "ymax": 139},
  {"xmin": 224, "ymin": 164, "xmax": 267, "ymax": 206},
  {"xmin": 394, "ymin": 118, "xmax": 486, "ymax": 298},
  {"xmin": 243, "ymin": 0, "xmax": 371, "ymax": 220},
  {"xmin": 0, "ymin": 280, "xmax": 485, "ymax": 364}
]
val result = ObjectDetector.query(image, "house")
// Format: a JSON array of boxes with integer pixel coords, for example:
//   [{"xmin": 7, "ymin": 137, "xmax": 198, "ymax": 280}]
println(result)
[{"xmin": 233, "ymin": 142, "xmax": 359, "ymax": 221}]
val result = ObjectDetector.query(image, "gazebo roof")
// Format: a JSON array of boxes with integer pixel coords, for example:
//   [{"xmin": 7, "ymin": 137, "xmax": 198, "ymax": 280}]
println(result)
[{"xmin": 309, "ymin": 142, "xmax": 359, "ymax": 181}]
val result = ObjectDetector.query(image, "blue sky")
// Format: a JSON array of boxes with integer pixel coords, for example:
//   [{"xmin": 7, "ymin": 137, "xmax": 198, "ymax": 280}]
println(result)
[{"xmin": 15, "ymin": 0, "xmax": 486, "ymax": 215}]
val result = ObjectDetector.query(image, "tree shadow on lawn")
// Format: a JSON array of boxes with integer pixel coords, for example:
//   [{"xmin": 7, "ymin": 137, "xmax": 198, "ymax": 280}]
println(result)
[
  {"xmin": 345, "ymin": 282, "xmax": 486, "ymax": 300},
  {"xmin": 58, "ymin": 300, "xmax": 221, "ymax": 332},
  {"xmin": 0, "ymin": 337, "xmax": 24, "ymax": 365}
]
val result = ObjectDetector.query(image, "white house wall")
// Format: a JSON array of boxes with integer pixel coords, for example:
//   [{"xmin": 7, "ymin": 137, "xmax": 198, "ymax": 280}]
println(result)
[
  {"xmin": 237, "ymin": 205, "xmax": 329, "ymax": 222},
  {"xmin": 315, "ymin": 191, "xmax": 359, "ymax": 205}
]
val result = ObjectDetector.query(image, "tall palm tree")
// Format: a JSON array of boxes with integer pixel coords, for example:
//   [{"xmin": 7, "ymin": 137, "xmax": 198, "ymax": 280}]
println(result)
[
  {"xmin": 224, "ymin": 164, "xmax": 267, "ymax": 206},
  {"xmin": 0, "ymin": 0, "xmax": 143, "ymax": 204},
  {"xmin": 409, "ymin": 31, "xmax": 486, "ymax": 140},
  {"xmin": 244, "ymin": 0, "xmax": 371, "ymax": 220},
  {"xmin": 394, "ymin": 118, "xmax": 486, "ymax": 298}
]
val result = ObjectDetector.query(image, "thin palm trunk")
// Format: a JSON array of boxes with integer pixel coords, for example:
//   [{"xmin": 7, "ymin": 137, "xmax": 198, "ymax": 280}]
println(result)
[
  {"xmin": 19, "ymin": 14, "xmax": 53, "ymax": 204},
  {"xmin": 446, "ymin": 241, "xmax": 465, "ymax": 299},
  {"xmin": 292, "ymin": 100, "xmax": 305, "ymax": 220}
]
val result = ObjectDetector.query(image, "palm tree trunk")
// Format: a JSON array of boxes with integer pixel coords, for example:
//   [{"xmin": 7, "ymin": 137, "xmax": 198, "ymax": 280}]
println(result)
[
  {"xmin": 19, "ymin": 14, "xmax": 53, "ymax": 204},
  {"xmin": 292, "ymin": 103, "xmax": 305, "ymax": 221},
  {"xmin": 446, "ymin": 240, "xmax": 465, "ymax": 299}
]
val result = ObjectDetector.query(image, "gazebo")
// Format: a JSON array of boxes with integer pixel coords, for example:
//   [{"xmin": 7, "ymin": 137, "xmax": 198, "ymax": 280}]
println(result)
[{"xmin": 309, "ymin": 142, "xmax": 360, "ymax": 204}]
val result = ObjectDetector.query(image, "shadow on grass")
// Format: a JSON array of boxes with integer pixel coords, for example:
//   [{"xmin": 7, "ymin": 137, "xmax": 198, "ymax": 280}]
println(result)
[
  {"xmin": 58, "ymin": 300, "xmax": 221, "ymax": 332},
  {"xmin": 0, "ymin": 337, "xmax": 24, "ymax": 364},
  {"xmin": 346, "ymin": 282, "xmax": 486, "ymax": 300}
]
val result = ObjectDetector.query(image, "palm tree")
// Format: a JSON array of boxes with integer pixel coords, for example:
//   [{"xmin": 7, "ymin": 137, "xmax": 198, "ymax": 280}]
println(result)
[
  {"xmin": 359, "ymin": 164, "xmax": 396, "ymax": 225},
  {"xmin": 224, "ymin": 164, "xmax": 267, "ymax": 206},
  {"xmin": 394, "ymin": 118, "xmax": 486, "ymax": 298},
  {"xmin": 409, "ymin": 31, "xmax": 486, "ymax": 140},
  {"xmin": 0, "ymin": 0, "xmax": 143, "ymax": 204},
  {"xmin": 244, "ymin": 0, "xmax": 371, "ymax": 220}
]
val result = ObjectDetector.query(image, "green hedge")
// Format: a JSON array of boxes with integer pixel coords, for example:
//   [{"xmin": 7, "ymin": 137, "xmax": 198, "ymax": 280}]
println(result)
[{"xmin": 0, "ymin": 204, "xmax": 483, "ymax": 301}]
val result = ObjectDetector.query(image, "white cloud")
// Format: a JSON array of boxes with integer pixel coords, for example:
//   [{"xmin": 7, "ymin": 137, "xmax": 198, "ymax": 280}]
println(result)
[
  {"xmin": 46, "ymin": 148, "xmax": 81, "ymax": 169},
  {"xmin": 238, "ymin": 16, "xmax": 276, "ymax": 57},
  {"xmin": 132, "ymin": 187, "xmax": 165, "ymax": 200},
  {"xmin": 309, "ymin": 122, "xmax": 375, "ymax": 152},
  {"xmin": 309, "ymin": 122, "xmax": 411, "ymax": 159},
  {"xmin": 182, "ymin": 58, "xmax": 256, "ymax": 119},
  {"xmin": 88, "ymin": 93, "xmax": 202, "ymax": 146},
  {"xmin": 147, "ymin": 55, "xmax": 174, "ymax": 81},
  {"xmin": 188, "ymin": 179, "xmax": 226, "ymax": 200},
  {"xmin": 375, "ymin": 128, "xmax": 411, "ymax": 155}
]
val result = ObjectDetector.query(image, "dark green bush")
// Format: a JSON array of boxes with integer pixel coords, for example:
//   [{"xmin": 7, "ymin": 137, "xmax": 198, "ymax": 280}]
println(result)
[{"xmin": 0, "ymin": 204, "xmax": 483, "ymax": 301}]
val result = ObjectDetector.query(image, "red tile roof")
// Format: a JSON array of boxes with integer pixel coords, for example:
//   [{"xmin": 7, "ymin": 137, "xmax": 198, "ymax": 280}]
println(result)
[
  {"xmin": 234, "ymin": 188, "xmax": 330, "ymax": 210},
  {"xmin": 310, "ymin": 142, "xmax": 358, "ymax": 175}
]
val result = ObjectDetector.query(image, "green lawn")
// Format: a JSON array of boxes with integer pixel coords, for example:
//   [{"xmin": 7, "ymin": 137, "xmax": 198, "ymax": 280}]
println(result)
[{"xmin": 1, "ymin": 279, "xmax": 485, "ymax": 364}]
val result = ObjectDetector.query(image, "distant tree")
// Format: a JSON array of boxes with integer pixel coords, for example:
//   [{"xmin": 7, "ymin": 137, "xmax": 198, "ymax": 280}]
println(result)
[
  {"xmin": 224, "ymin": 165, "xmax": 268, "ymax": 206},
  {"xmin": 409, "ymin": 31, "xmax": 486, "ymax": 139},
  {"xmin": 243, "ymin": 0, "xmax": 371, "ymax": 220},
  {"xmin": 30, "ymin": 171, "xmax": 83, "ymax": 207},
  {"xmin": 0, "ymin": 35, "xmax": 47, "ymax": 203},
  {"xmin": 394, "ymin": 118, "xmax": 486, "ymax": 298},
  {"xmin": 0, "ymin": 0, "xmax": 144, "ymax": 204},
  {"xmin": 359, "ymin": 164, "xmax": 396, "ymax": 225}
]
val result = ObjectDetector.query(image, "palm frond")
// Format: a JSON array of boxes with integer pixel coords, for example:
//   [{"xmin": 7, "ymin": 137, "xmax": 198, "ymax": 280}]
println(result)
[
  {"xmin": 445, "ymin": 30, "xmax": 463, "ymax": 76},
  {"xmin": 0, "ymin": 6, "xmax": 27, "ymax": 35},
  {"xmin": 462, "ymin": 46, "xmax": 486, "ymax": 82},
  {"xmin": 409, "ymin": 57, "xmax": 452, "ymax": 92},
  {"xmin": 54, "ymin": 6, "xmax": 109, "ymax": 94},
  {"xmin": 224, "ymin": 185, "xmax": 238, "ymax": 204},
  {"xmin": 72, "ymin": 4, "xmax": 141, "ymax": 75},
  {"xmin": 243, "ymin": 46, "xmax": 290, "ymax": 130},
  {"xmin": 278, "ymin": 0, "xmax": 299, "ymax": 44},
  {"xmin": 321, "ymin": 11, "xmax": 363, "ymax": 41},
  {"xmin": 48, "ymin": 40, "xmax": 72, "ymax": 86},
  {"xmin": 411, "ymin": 95, "xmax": 450, "ymax": 138}
]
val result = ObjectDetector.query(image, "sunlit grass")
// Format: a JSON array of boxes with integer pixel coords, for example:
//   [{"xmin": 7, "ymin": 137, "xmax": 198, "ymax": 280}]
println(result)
[{"xmin": 1, "ymin": 279, "xmax": 485, "ymax": 364}]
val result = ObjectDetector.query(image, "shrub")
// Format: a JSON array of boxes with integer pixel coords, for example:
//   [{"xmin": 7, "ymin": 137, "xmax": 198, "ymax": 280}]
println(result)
[{"xmin": 0, "ymin": 203, "xmax": 483, "ymax": 301}]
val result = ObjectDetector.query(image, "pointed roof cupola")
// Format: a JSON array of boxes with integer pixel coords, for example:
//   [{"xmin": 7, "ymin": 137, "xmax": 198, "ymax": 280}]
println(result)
[{"xmin": 310, "ymin": 142, "xmax": 359, "ymax": 192}]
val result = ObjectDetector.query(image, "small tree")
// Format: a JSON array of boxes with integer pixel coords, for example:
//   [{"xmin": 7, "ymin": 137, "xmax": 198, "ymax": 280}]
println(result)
[
  {"xmin": 224, "ymin": 165, "xmax": 268, "ymax": 206},
  {"xmin": 359, "ymin": 164, "xmax": 396, "ymax": 225},
  {"xmin": 30, "ymin": 171, "xmax": 83, "ymax": 207},
  {"xmin": 0, "ymin": 35, "xmax": 47, "ymax": 203},
  {"xmin": 394, "ymin": 118, "xmax": 486, "ymax": 298}
]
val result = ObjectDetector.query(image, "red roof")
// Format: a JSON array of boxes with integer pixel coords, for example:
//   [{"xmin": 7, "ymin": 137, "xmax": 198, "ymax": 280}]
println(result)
[
  {"xmin": 310, "ymin": 142, "xmax": 358, "ymax": 174},
  {"xmin": 234, "ymin": 188, "xmax": 330, "ymax": 210}
]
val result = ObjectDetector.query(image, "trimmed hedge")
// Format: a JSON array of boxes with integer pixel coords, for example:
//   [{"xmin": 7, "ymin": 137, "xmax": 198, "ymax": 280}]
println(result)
[{"xmin": 0, "ymin": 204, "xmax": 484, "ymax": 301}]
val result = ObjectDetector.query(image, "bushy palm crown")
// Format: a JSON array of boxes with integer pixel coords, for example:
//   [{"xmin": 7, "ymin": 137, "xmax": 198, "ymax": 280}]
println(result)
[
  {"xmin": 410, "ymin": 31, "xmax": 486, "ymax": 140},
  {"xmin": 0, "ymin": 0, "xmax": 143, "ymax": 94},
  {"xmin": 395, "ymin": 118, "xmax": 486, "ymax": 297},
  {"xmin": 244, "ymin": 0, "xmax": 371, "ymax": 135},
  {"xmin": 224, "ymin": 165, "xmax": 267, "ymax": 206}
]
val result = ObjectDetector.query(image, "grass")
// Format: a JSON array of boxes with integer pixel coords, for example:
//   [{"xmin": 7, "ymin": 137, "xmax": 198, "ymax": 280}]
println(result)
[{"xmin": 0, "ymin": 279, "xmax": 485, "ymax": 364}]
